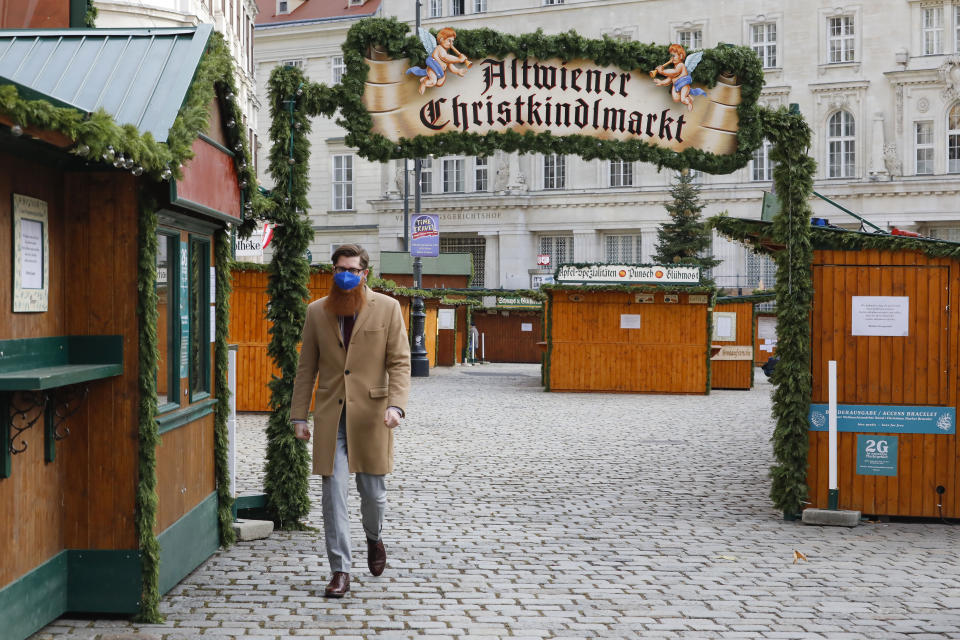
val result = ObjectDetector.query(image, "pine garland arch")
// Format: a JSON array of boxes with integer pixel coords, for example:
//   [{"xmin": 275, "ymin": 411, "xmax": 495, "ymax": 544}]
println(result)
[{"xmin": 263, "ymin": 18, "xmax": 817, "ymax": 522}]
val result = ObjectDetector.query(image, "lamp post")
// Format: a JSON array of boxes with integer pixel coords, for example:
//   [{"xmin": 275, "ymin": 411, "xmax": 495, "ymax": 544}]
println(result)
[{"xmin": 409, "ymin": 0, "xmax": 429, "ymax": 377}]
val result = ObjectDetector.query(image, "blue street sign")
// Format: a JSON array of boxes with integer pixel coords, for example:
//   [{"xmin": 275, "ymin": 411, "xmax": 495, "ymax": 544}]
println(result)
[{"xmin": 410, "ymin": 214, "xmax": 439, "ymax": 258}]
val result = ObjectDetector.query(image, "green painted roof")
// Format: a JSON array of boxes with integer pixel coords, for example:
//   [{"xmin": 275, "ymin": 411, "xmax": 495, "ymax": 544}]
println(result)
[
  {"xmin": 0, "ymin": 25, "xmax": 212, "ymax": 142},
  {"xmin": 380, "ymin": 252, "xmax": 473, "ymax": 276}
]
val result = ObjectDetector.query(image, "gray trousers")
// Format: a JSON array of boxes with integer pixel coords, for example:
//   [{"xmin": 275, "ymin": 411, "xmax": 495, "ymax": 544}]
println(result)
[{"xmin": 321, "ymin": 410, "xmax": 386, "ymax": 573}]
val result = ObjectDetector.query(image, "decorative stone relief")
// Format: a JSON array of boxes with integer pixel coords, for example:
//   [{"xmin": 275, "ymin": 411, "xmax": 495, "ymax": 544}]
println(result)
[
  {"xmin": 938, "ymin": 55, "xmax": 960, "ymax": 101},
  {"xmin": 883, "ymin": 143, "xmax": 901, "ymax": 178},
  {"xmin": 917, "ymin": 97, "xmax": 930, "ymax": 113},
  {"xmin": 896, "ymin": 85, "xmax": 903, "ymax": 134}
]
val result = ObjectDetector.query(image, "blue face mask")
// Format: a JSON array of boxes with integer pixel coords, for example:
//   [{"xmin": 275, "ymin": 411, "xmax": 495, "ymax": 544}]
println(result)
[{"xmin": 334, "ymin": 270, "xmax": 363, "ymax": 291}]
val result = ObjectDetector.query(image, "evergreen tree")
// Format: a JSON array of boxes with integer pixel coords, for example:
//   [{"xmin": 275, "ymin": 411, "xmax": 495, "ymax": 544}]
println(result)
[{"xmin": 652, "ymin": 170, "xmax": 720, "ymax": 285}]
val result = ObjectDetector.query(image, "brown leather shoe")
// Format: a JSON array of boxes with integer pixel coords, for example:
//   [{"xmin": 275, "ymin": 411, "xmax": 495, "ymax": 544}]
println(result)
[
  {"xmin": 367, "ymin": 538, "xmax": 386, "ymax": 576},
  {"xmin": 324, "ymin": 571, "xmax": 350, "ymax": 597}
]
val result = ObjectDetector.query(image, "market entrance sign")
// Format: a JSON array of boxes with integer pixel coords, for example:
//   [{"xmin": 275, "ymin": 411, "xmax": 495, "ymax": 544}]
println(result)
[
  {"xmin": 362, "ymin": 54, "xmax": 741, "ymax": 154},
  {"xmin": 339, "ymin": 20, "xmax": 763, "ymax": 170}
]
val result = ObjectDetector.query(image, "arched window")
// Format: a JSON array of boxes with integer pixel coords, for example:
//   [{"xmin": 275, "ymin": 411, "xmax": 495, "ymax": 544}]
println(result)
[
  {"xmin": 827, "ymin": 111, "xmax": 856, "ymax": 178},
  {"xmin": 949, "ymin": 104, "xmax": 960, "ymax": 173}
]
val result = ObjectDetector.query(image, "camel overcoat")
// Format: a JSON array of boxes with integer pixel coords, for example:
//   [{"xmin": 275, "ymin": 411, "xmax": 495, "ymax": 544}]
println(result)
[{"xmin": 290, "ymin": 287, "xmax": 411, "ymax": 476}]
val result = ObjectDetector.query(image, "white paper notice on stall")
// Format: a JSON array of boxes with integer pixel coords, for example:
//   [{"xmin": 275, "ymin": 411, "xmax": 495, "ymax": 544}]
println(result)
[
  {"xmin": 20, "ymin": 218, "xmax": 43, "ymax": 289},
  {"xmin": 715, "ymin": 315, "xmax": 734, "ymax": 339},
  {"xmin": 521, "ymin": 323, "xmax": 533, "ymax": 332},
  {"xmin": 757, "ymin": 316, "xmax": 776, "ymax": 342},
  {"xmin": 438, "ymin": 308, "xmax": 455, "ymax": 330},
  {"xmin": 851, "ymin": 296, "xmax": 909, "ymax": 337},
  {"xmin": 620, "ymin": 314, "xmax": 642, "ymax": 329}
]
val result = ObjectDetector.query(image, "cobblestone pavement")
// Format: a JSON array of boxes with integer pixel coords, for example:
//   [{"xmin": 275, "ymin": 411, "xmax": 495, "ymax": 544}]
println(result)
[{"xmin": 33, "ymin": 363, "xmax": 960, "ymax": 639}]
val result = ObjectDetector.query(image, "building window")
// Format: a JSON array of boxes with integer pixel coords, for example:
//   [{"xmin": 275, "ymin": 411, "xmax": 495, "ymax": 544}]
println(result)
[
  {"xmin": 609, "ymin": 159, "xmax": 633, "ymax": 187},
  {"xmin": 956, "ymin": 6, "xmax": 960, "ymax": 53},
  {"xmin": 443, "ymin": 157, "xmax": 465, "ymax": 193},
  {"xmin": 949, "ymin": 104, "xmax": 960, "ymax": 173},
  {"xmin": 332, "ymin": 56, "xmax": 346, "ymax": 84},
  {"xmin": 440, "ymin": 236, "xmax": 486, "ymax": 286},
  {"xmin": 539, "ymin": 235, "xmax": 574, "ymax": 266},
  {"xmin": 281, "ymin": 58, "xmax": 304, "ymax": 69},
  {"xmin": 543, "ymin": 0, "xmax": 563, "ymax": 5},
  {"xmin": 475, "ymin": 157, "xmax": 488, "ymax": 191},
  {"xmin": 605, "ymin": 234, "xmax": 641, "ymax": 263},
  {"xmin": 474, "ymin": 0, "xmax": 486, "ymax": 13},
  {"xmin": 543, "ymin": 154, "xmax": 566, "ymax": 189},
  {"xmin": 750, "ymin": 22, "xmax": 777, "ymax": 68},
  {"xmin": 751, "ymin": 138, "xmax": 773, "ymax": 181},
  {"xmin": 278, "ymin": 0, "xmax": 288, "ymax": 14},
  {"xmin": 677, "ymin": 29, "xmax": 702, "ymax": 51},
  {"xmin": 451, "ymin": 0, "xmax": 465, "ymax": 15},
  {"xmin": 827, "ymin": 15, "xmax": 855, "ymax": 63},
  {"xmin": 156, "ymin": 232, "xmax": 179, "ymax": 409},
  {"xmin": 429, "ymin": 0, "xmax": 442, "ymax": 17},
  {"xmin": 827, "ymin": 110, "xmax": 856, "ymax": 178},
  {"xmin": 419, "ymin": 157, "xmax": 433, "ymax": 194},
  {"xmin": 332, "ymin": 154, "xmax": 354, "ymax": 210},
  {"xmin": 746, "ymin": 250, "xmax": 777, "ymax": 292},
  {"xmin": 188, "ymin": 237, "xmax": 211, "ymax": 399},
  {"xmin": 923, "ymin": 6, "xmax": 944, "ymax": 55},
  {"xmin": 916, "ymin": 121, "xmax": 934, "ymax": 175}
]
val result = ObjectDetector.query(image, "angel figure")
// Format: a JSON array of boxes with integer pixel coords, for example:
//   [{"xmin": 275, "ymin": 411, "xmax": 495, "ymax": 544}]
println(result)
[
  {"xmin": 406, "ymin": 27, "xmax": 471, "ymax": 95},
  {"xmin": 650, "ymin": 44, "xmax": 706, "ymax": 111}
]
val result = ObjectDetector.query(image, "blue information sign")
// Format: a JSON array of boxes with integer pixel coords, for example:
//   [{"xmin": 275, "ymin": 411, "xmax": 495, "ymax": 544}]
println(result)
[
  {"xmin": 808, "ymin": 404, "xmax": 955, "ymax": 435},
  {"xmin": 410, "ymin": 214, "xmax": 439, "ymax": 258},
  {"xmin": 856, "ymin": 435, "xmax": 898, "ymax": 476}
]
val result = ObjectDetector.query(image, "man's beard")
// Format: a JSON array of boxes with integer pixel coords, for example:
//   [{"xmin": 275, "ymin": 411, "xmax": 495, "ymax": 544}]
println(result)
[{"xmin": 325, "ymin": 280, "xmax": 366, "ymax": 317}]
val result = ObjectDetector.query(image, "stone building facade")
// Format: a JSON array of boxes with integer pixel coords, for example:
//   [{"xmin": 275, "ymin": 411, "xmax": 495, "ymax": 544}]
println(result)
[{"xmin": 254, "ymin": 0, "xmax": 960, "ymax": 289}]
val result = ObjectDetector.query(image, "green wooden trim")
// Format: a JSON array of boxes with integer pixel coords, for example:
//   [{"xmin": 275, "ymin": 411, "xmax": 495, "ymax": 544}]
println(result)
[
  {"xmin": 67, "ymin": 549, "xmax": 141, "ymax": 613},
  {"xmin": 169, "ymin": 182, "xmax": 242, "ymax": 225},
  {"xmin": 0, "ymin": 335, "xmax": 123, "ymax": 391},
  {"xmin": 197, "ymin": 133, "xmax": 236, "ymax": 157},
  {"xmin": 157, "ymin": 491, "xmax": 219, "ymax": 595},
  {"xmin": 158, "ymin": 231, "xmax": 181, "ymax": 410},
  {"xmin": 157, "ymin": 209, "xmax": 222, "ymax": 236},
  {"xmin": 0, "ymin": 551, "xmax": 68, "ymax": 640},
  {"xmin": 188, "ymin": 236, "xmax": 212, "ymax": 402},
  {"xmin": 157, "ymin": 398, "xmax": 217, "ymax": 435},
  {"xmin": 235, "ymin": 492, "xmax": 269, "ymax": 520}
]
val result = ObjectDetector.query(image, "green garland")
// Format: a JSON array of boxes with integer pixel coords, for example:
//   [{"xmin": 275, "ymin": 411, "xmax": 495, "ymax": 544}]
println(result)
[
  {"xmin": 134, "ymin": 196, "xmax": 162, "ymax": 623},
  {"xmin": 85, "ymin": 0, "xmax": 97, "ymax": 27},
  {"xmin": 716, "ymin": 293, "xmax": 776, "ymax": 304},
  {"xmin": 338, "ymin": 17, "xmax": 764, "ymax": 172},
  {"xmin": 214, "ymin": 229, "xmax": 237, "ymax": 547},
  {"xmin": 261, "ymin": 65, "xmax": 339, "ymax": 529}
]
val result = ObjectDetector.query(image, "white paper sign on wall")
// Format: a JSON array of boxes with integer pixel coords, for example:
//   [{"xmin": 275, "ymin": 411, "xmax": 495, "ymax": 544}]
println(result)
[
  {"xmin": 620, "ymin": 314, "xmax": 642, "ymax": 329},
  {"xmin": 851, "ymin": 296, "xmax": 909, "ymax": 337}
]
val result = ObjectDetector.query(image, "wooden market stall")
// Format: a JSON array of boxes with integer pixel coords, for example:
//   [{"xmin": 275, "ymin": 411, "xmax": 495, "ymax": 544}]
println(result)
[
  {"xmin": 472, "ymin": 295, "xmax": 544, "ymax": 363},
  {"xmin": 715, "ymin": 218, "xmax": 960, "ymax": 518},
  {"xmin": 379, "ymin": 251, "xmax": 473, "ymax": 288},
  {"xmin": 0, "ymin": 25, "xmax": 255, "ymax": 638},
  {"xmin": 711, "ymin": 294, "xmax": 774, "ymax": 390},
  {"xmin": 544, "ymin": 266, "xmax": 715, "ymax": 393},
  {"xmin": 228, "ymin": 265, "xmax": 333, "ymax": 411},
  {"xmin": 807, "ymin": 244, "xmax": 960, "ymax": 518}
]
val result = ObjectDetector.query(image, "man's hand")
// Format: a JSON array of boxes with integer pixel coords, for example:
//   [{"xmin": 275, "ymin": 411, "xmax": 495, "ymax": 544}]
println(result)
[
  {"xmin": 293, "ymin": 421, "xmax": 311, "ymax": 441},
  {"xmin": 384, "ymin": 407, "xmax": 402, "ymax": 429}
]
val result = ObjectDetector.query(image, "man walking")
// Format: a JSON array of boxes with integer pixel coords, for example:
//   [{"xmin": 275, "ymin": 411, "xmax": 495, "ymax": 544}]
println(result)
[{"xmin": 290, "ymin": 244, "xmax": 411, "ymax": 597}]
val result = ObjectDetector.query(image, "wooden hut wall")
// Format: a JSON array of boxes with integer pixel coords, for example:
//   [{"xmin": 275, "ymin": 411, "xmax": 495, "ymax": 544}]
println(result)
[
  {"xmin": 754, "ymin": 312, "xmax": 777, "ymax": 365},
  {"xmin": 549, "ymin": 291, "xmax": 708, "ymax": 393},
  {"xmin": 425, "ymin": 301, "xmax": 439, "ymax": 366},
  {"xmin": 807, "ymin": 249, "xmax": 960, "ymax": 517},
  {"xmin": 227, "ymin": 269, "xmax": 333, "ymax": 411},
  {"xmin": 473, "ymin": 310, "xmax": 544, "ymax": 363},
  {"xmin": 0, "ymin": 165, "xmax": 141, "ymax": 588},
  {"xmin": 711, "ymin": 301, "xmax": 754, "ymax": 390},
  {"xmin": 456, "ymin": 306, "xmax": 468, "ymax": 363}
]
